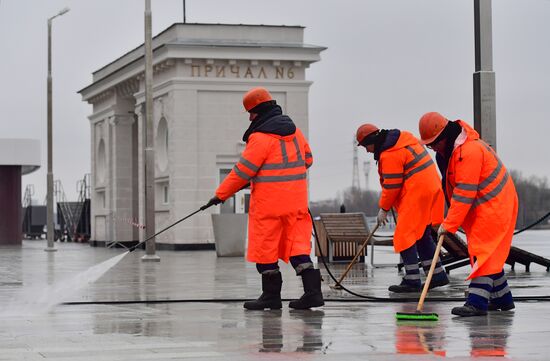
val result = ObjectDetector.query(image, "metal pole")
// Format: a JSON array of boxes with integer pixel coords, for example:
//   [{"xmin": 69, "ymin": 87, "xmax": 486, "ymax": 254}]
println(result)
[
  {"xmin": 142, "ymin": 0, "xmax": 160, "ymax": 261},
  {"xmin": 45, "ymin": 18, "xmax": 57, "ymax": 252},
  {"xmin": 44, "ymin": 7, "xmax": 69, "ymax": 252},
  {"xmin": 183, "ymin": 0, "xmax": 186, "ymax": 23},
  {"xmin": 473, "ymin": 0, "xmax": 497, "ymax": 150}
]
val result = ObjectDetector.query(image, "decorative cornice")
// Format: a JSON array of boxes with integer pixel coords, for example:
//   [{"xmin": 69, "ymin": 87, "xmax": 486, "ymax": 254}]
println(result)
[
  {"xmin": 135, "ymin": 59, "xmax": 176, "ymax": 81},
  {"xmin": 115, "ymin": 78, "xmax": 139, "ymax": 98},
  {"xmin": 85, "ymin": 59, "xmax": 176, "ymax": 104},
  {"xmin": 84, "ymin": 57, "xmax": 312, "ymax": 106},
  {"xmin": 88, "ymin": 89, "xmax": 114, "ymax": 104}
]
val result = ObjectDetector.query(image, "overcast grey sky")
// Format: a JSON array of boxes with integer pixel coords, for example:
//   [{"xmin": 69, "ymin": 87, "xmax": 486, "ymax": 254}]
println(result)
[{"xmin": 1, "ymin": 0, "xmax": 549, "ymax": 202}]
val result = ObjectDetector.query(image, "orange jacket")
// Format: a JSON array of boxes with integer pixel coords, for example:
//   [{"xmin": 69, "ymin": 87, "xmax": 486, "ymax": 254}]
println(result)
[
  {"xmin": 215, "ymin": 128, "xmax": 312, "ymax": 263},
  {"xmin": 378, "ymin": 131, "xmax": 444, "ymax": 252},
  {"xmin": 442, "ymin": 120, "xmax": 518, "ymax": 279}
]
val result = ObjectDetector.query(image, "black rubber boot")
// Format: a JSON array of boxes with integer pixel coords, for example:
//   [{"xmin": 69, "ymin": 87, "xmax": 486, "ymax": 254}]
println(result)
[
  {"xmin": 244, "ymin": 272, "xmax": 283, "ymax": 310},
  {"xmin": 488, "ymin": 302, "xmax": 515, "ymax": 311},
  {"xmin": 388, "ymin": 281, "xmax": 422, "ymax": 293},
  {"xmin": 289, "ymin": 269, "xmax": 324, "ymax": 309},
  {"xmin": 423, "ymin": 276, "xmax": 450, "ymax": 290},
  {"xmin": 451, "ymin": 303, "xmax": 487, "ymax": 317}
]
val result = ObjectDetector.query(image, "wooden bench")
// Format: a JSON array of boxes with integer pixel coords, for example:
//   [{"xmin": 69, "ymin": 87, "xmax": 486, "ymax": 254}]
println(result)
[{"xmin": 318, "ymin": 213, "xmax": 372, "ymax": 263}]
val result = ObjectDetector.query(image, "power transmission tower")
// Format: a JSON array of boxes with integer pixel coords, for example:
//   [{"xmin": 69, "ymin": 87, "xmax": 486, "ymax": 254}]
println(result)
[
  {"xmin": 352, "ymin": 134, "xmax": 360, "ymax": 191},
  {"xmin": 363, "ymin": 161, "xmax": 371, "ymax": 191}
]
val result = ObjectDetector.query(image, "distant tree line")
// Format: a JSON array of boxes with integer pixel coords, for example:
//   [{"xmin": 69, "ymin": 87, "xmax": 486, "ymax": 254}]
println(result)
[
  {"xmin": 310, "ymin": 187, "xmax": 380, "ymax": 217},
  {"xmin": 511, "ymin": 171, "xmax": 550, "ymax": 230},
  {"xmin": 310, "ymin": 170, "xmax": 550, "ymax": 230}
]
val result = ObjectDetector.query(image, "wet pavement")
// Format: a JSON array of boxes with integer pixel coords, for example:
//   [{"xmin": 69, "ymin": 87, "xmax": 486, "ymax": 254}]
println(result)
[{"xmin": 0, "ymin": 230, "xmax": 549, "ymax": 360}]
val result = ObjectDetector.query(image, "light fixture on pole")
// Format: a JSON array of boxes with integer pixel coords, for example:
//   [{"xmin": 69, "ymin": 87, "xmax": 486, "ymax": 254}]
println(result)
[{"xmin": 45, "ymin": 6, "xmax": 70, "ymax": 252}]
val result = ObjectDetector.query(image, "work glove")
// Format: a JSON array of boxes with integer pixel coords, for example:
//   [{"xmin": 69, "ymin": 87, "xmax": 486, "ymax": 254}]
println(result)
[
  {"xmin": 437, "ymin": 224, "xmax": 448, "ymax": 238},
  {"xmin": 201, "ymin": 196, "xmax": 223, "ymax": 210},
  {"xmin": 377, "ymin": 208, "xmax": 388, "ymax": 226}
]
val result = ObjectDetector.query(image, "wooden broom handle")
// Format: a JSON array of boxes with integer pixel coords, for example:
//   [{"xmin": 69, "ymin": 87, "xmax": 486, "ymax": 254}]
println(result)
[
  {"xmin": 416, "ymin": 234, "xmax": 445, "ymax": 312},
  {"xmin": 335, "ymin": 222, "xmax": 380, "ymax": 287}
]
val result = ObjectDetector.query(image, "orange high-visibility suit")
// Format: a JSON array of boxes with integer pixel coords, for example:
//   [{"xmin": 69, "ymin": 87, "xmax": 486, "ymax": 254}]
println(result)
[
  {"xmin": 378, "ymin": 131, "xmax": 444, "ymax": 252},
  {"xmin": 216, "ymin": 128, "xmax": 313, "ymax": 264},
  {"xmin": 442, "ymin": 121, "xmax": 518, "ymax": 280}
]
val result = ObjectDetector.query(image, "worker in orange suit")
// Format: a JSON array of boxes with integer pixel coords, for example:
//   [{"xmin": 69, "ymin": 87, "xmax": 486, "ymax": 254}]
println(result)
[
  {"xmin": 205, "ymin": 87, "xmax": 324, "ymax": 310},
  {"xmin": 419, "ymin": 112, "xmax": 518, "ymax": 317},
  {"xmin": 356, "ymin": 124, "xmax": 449, "ymax": 293}
]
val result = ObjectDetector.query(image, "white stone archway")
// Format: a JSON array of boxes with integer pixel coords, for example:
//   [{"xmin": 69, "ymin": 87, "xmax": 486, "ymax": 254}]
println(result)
[{"xmin": 79, "ymin": 23, "xmax": 325, "ymax": 248}]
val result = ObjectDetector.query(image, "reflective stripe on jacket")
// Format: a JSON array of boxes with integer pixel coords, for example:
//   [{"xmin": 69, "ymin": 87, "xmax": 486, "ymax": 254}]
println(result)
[
  {"xmin": 215, "ymin": 128, "xmax": 313, "ymax": 263},
  {"xmin": 442, "ymin": 120, "xmax": 518, "ymax": 280},
  {"xmin": 378, "ymin": 131, "xmax": 444, "ymax": 252}
]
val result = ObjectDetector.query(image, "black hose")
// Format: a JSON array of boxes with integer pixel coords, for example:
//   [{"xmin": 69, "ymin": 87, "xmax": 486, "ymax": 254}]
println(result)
[
  {"xmin": 59, "ymin": 209, "xmax": 550, "ymax": 307},
  {"xmin": 514, "ymin": 211, "xmax": 550, "ymax": 235},
  {"xmin": 61, "ymin": 294, "xmax": 550, "ymax": 306},
  {"xmin": 63, "ymin": 206, "xmax": 549, "ymax": 307}
]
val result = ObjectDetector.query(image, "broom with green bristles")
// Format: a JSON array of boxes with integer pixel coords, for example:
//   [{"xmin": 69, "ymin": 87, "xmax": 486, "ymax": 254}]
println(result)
[{"xmin": 395, "ymin": 234, "xmax": 446, "ymax": 321}]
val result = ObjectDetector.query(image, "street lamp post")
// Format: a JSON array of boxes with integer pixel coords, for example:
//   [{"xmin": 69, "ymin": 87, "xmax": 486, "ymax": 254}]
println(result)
[
  {"xmin": 45, "ymin": 7, "xmax": 70, "ymax": 252},
  {"xmin": 142, "ymin": 0, "xmax": 160, "ymax": 262},
  {"xmin": 473, "ymin": 0, "xmax": 497, "ymax": 150}
]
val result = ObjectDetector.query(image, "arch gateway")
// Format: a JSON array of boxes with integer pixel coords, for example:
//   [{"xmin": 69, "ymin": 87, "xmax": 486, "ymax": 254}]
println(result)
[{"xmin": 79, "ymin": 23, "xmax": 325, "ymax": 249}]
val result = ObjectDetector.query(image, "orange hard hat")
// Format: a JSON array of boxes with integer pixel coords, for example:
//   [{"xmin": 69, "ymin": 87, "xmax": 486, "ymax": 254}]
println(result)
[
  {"xmin": 356, "ymin": 123, "xmax": 380, "ymax": 145},
  {"xmin": 243, "ymin": 87, "xmax": 273, "ymax": 112},
  {"xmin": 418, "ymin": 112, "xmax": 449, "ymax": 144}
]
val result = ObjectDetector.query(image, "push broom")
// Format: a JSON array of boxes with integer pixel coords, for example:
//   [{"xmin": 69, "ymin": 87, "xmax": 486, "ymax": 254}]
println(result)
[{"xmin": 395, "ymin": 234, "xmax": 445, "ymax": 321}]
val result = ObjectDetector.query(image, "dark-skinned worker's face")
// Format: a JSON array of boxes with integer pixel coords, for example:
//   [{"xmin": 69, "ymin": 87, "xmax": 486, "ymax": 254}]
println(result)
[
  {"xmin": 427, "ymin": 138, "xmax": 447, "ymax": 155},
  {"xmin": 249, "ymin": 112, "xmax": 258, "ymax": 122},
  {"xmin": 365, "ymin": 144, "xmax": 375, "ymax": 153}
]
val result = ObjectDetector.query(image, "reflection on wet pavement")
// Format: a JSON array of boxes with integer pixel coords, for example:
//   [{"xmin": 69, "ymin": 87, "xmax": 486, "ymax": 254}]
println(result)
[
  {"xmin": 257, "ymin": 310, "xmax": 283, "ymax": 352},
  {"xmin": 290, "ymin": 310, "xmax": 325, "ymax": 352},
  {"xmin": 459, "ymin": 312, "xmax": 513, "ymax": 358},
  {"xmin": 395, "ymin": 321, "xmax": 447, "ymax": 356},
  {"xmin": 0, "ymin": 233, "xmax": 548, "ymax": 360}
]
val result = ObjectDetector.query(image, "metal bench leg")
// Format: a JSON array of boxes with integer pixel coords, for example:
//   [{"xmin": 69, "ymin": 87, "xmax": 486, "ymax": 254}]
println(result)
[
  {"xmin": 370, "ymin": 239, "xmax": 375, "ymax": 267},
  {"xmin": 370, "ymin": 241, "xmax": 397, "ymax": 269}
]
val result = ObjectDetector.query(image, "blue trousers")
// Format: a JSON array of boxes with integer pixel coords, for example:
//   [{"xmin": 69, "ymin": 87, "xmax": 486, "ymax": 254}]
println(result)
[
  {"xmin": 466, "ymin": 270, "xmax": 513, "ymax": 310},
  {"xmin": 400, "ymin": 226, "xmax": 447, "ymax": 286},
  {"xmin": 256, "ymin": 255, "xmax": 314, "ymax": 275}
]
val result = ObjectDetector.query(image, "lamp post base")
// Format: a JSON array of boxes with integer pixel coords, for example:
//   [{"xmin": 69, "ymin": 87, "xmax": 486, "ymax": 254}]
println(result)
[
  {"xmin": 44, "ymin": 247, "xmax": 58, "ymax": 252},
  {"xmin": 141, "ymin": 254, "xmax": 160, "ymax": 262}
]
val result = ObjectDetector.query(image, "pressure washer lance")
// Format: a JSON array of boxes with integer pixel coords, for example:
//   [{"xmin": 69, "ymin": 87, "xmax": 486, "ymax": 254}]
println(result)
[
  {"xmin": 395, "ymin": 234, "xmax": 446, "ymax": 321},
  {"xmin": 128, "ymin": 201, "xmax": 215, "ymax": 252}
]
